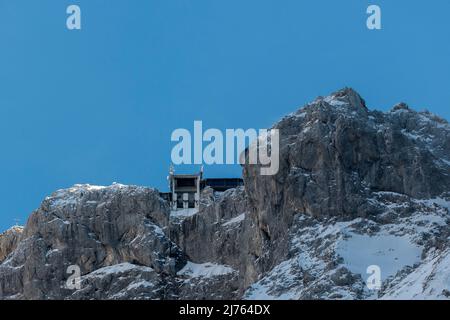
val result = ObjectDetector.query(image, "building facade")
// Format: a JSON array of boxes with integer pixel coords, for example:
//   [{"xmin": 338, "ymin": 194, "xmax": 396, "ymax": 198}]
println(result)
[{"xmin": 160, "ymin": 166, "xmax": 244, "ymax": 210}]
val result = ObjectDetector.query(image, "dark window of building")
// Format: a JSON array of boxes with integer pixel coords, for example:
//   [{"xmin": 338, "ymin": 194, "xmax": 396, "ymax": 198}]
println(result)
[{"xmin": 176, "ymin": 178, "xmax": 196, "ymax": 187}]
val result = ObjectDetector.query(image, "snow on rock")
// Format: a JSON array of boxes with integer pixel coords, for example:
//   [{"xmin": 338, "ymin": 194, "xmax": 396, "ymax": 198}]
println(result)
[
  {"xmin": 69, "ymin": 262, "xmax": 163, "ymax": 300},
  {"xmin": 46, "ymin": 183, "xmax": 155, "ymax": 210},
  {"xmin": 86, "ymin": 263, "xmax": 154, "ymax": 277},
  {"xmin": 245, "ymin": 190, "xmax": 450, "ymax": 300},
  {"xmin": 222, "ymin": 213, "xmax": 246, "ymax": 227},
  {"xmin": 244, "ymin": 216, "xmax": 367, "ymax": 300},
  {"xmin": 336, "ymin": 233, "xmax": 422, "ymax": 281},
  {"xmin": 170, "ymin": 208, "xmax": 199, "ymax": 219},
  {"xmin": 125, "ymin": 280, "xmax": 155, "ymax": 291},
  {"xmin": 177, "ymin": 261, "xmax": 235, "ymax": 279},
  {"xmin": 381, "ymin": 249, "xmax": 450, "ymax": 299},
  {"xmin": 244, "ymin": 258, "xmax": 304, "ymax": 300}
]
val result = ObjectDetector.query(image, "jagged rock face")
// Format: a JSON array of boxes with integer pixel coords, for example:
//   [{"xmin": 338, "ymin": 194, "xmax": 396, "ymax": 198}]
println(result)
[
  {"xmin": 0, "ymin": 227, "xmax": 23, "ymax": 263},
  {"xmin": 243, "ymin": 88, "xmax": 450, "ymax": 273},
  {"xmin": 244, "ymin": 192, "xmax": 450, "ymax": 299},
  {"xmin": 0, "ymin": 184, "xmax": 186, "ymax": 299},
  {"xmin": 169, "ymin": 187, "xmax": 262, "ymax": 291},
  {"xmin": 69, "ymin": 263, "xmax": 167, "ymax": 300},
  {"xmin": 170, "ymin": 187, "xmax": 249, "ymax": 263}
]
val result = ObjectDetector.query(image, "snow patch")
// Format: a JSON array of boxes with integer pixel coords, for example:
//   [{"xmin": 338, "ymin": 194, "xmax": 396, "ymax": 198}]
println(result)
[
  {"xmin": 87, "ymin": 263, "xmax": 153, "ymax": 277},
  {"xmin": 126, "ymin": 280, "xmax": 154, "ymax": 291},
  {"xmin": 324, "ymin": 96, "xmax": 347, "ymax": 107},
  {"xmin": 381, "ymin": 249, "xmax": 450, "ymax": 299},
  {"xmin": 177, "ymin": 261, "xmax": 235, "ymax": 278},
  {"xmin": 245, "ymin": 258, "xmax": 302, "ymax": 300},
  {"xmin": 336, "ymin": 233, "xmax": 422, "ymax": 281},
  {"xmin": 170, "ymin": 208, "xmax": 199, "ymax": 218},
  {"xmin": 222, "ymin": 213, "xmax": 246, "ymax": 227}
]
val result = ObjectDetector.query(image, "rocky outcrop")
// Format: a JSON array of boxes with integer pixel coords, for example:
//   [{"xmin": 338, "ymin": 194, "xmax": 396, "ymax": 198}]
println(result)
[
  {"xmin": 169, "ymin": 187, "xmax": 262, "ymax": 291},
  {"xmin": 2, "ymin": 88, "xmax": 450, "ymax": 300},
  {"xmin": 0, "ymin": 184, "xmax": 186, "ymax": 299},
  {"xmin": 243, "ymin": 87, "xmax": 450, "ymax": 275},
  {"xmin": 244, "ymin": 191, "xmax": 450, "ymax": 299},
  {"xmin": 0, "ymin": 226, "xmax": 23, "ymax": 263}
]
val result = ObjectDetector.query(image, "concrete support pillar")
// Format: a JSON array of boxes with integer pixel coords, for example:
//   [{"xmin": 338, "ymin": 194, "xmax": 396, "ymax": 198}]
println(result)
[
  {"xmin": 172, "ymin": 193, "xmax": 178, "ymax": 210},
  {"xmin": 183, "ymin": 193, "xmax": 189, "ymax": 209}
]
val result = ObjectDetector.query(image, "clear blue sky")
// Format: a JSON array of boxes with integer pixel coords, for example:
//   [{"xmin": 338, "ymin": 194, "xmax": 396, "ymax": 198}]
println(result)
[{"xmin": 1, "ymin": 0, "xmax": 449, "ymax": 231}]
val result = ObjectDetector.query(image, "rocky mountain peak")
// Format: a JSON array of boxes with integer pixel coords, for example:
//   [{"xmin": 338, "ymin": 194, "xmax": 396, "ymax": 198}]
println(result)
[
  {"xmin": 327, "ymin": 87, "xmax": 368, "ymax": 110},
  {"xmin": 391, "ymin": 102, "xmax": 410, "ymax": 112},
  {"xmin": 0, "ymin": 226, "xmax": 23, "ymax": 263}
]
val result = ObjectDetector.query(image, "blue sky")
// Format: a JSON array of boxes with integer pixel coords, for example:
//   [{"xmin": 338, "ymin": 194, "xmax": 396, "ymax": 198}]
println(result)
[{"xmin": 0, "ymin": 0, "xmax": 449, "ymax": 231}]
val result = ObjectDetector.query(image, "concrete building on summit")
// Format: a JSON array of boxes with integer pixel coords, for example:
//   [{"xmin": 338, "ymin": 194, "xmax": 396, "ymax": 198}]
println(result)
[{"xmin": 160, "ymin": 165, "xmax": 243, "ymax": 210}]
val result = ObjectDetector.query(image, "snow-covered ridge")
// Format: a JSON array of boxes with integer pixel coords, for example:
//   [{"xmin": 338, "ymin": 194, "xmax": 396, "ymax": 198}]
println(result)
[
  {"xmin": 44, "ymin": 183, "xmax": 157, "ymax": 210},
  {"xmin": 281, "ymin": 88, "xmax": 450, "ymax": 137}
]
